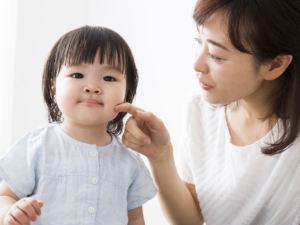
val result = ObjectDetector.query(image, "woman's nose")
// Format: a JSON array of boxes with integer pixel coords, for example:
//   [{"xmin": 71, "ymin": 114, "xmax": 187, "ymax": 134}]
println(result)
[
  {"xmin": 83, "ymin": 86, "xmax": 101, "ymax": 94},
  {"xmin": 194, "ymin": 50, "xmax": 209, "ymax": 74}
]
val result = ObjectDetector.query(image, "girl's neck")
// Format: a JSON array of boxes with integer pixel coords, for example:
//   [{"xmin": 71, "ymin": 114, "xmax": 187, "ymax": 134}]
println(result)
[{"xmin": 60, "ymin": 120, "xmax": 112, "ymax": 147}]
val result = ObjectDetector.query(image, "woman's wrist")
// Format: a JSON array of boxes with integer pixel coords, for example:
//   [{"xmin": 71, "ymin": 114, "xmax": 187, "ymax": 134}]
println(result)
[{"xmin": 148, "ymin": 144, "xmax": 174, "ymax": 166}]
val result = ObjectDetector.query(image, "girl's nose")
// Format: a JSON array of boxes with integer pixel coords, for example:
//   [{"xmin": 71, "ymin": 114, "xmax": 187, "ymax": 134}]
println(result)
[{"xmin": 83, "ymin": 86, "xmax": 101, "ymax": 94}]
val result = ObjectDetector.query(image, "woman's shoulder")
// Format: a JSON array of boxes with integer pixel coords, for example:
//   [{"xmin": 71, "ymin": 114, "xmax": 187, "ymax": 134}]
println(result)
[
  {"xmin": 182, "ymin": 88, "xmax": 224, "ymax": 129},
  {"xmin": 185, "ymin": 88, "xmax": 206, "ymax": 107}
]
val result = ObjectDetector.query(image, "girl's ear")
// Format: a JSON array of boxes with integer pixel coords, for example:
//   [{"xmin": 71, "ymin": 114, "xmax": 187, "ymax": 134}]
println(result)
[
  {"xmin": 263, "ymin": 55, "xmax": 293, "ymax": 81},
  {"xmin": 51, "ymin": 79, "xmax": 56, "ymax": 96}
]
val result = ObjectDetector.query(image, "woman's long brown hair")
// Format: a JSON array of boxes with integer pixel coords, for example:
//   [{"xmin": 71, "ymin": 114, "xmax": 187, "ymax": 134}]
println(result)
[{"xmin": 193, "ymin": 0, "xmax": 300, "ymax": 155}]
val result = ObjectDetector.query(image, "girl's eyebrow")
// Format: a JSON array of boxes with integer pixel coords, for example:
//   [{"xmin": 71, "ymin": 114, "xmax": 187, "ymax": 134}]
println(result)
[
  {"xmin": 102, "ymin": 65, "xmax": 122, "ymax": 73},
  {"xmin": 66, "ymin": 63, "xmax": 119, "ymax": 69},
  {"xmin": 65, "ymin": 63, "xmax": 84, "ymax": 67},
  {"xmin": 66, "ymin": 64, "xmax": 123, "ymax": 73}
]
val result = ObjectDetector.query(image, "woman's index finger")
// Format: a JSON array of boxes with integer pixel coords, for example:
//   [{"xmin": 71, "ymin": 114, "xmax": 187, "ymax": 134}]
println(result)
[{"xmin": 115, "ymin": 103, "xmax": 144, "ymax": 117}]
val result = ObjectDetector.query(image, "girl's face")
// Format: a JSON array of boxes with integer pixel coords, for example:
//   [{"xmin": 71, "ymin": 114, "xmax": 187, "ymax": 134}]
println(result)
[
  {"xmin": 194, "ymin": 12, "xmax": 265, "ymax": 105},
  {"xmin": 52, "ymin": 54, "xmax": 127, "ymax": 127}
]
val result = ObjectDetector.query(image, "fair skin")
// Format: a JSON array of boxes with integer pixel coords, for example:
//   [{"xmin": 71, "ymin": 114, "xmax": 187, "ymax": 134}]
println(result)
[
  {"xmin": 0, "ymin": 54, "xmax": 145, "ymax": 225},
  {"xmin": 114, "ymin": 11, "xmax": 292, "ymax": 224}
]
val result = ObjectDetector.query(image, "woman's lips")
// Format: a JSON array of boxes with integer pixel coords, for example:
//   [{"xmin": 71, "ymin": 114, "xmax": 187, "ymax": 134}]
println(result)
[
  {"xmin": 199, "ymin": 80, "xmax": 213, "ymax": 90},
  {"xmin": 81, "ymin": 99, "xmax": 100, "ymax": 105}
]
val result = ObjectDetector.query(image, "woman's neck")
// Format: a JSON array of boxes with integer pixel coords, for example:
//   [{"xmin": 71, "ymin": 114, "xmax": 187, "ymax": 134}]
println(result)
[
  {"xmin": 60, "ymin": 120, "xmax": 112, "ymax": 147},
  {"xmin": 226, "ymin": 79, "xmax": 282, "ymax": 146},
  {"xmin": 237, "ymin": 78, "xmax": 282, "ymax": 122}
]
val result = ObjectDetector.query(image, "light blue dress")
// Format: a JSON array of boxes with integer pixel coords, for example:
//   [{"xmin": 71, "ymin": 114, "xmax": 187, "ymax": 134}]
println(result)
[{"xmin": 0, "ymin": 122, "xmax": 157, "ymax": 224}]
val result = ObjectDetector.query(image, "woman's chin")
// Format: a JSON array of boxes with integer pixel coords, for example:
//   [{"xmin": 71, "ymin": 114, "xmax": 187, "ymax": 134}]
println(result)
[{"xmin": 203, "ymin": 92, "xmax": 233, "ymax": 106}]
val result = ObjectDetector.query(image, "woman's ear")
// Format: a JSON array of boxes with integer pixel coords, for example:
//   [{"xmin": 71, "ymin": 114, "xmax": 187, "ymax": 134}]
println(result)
[
  {"xmin": 263, "ymin": 55, "xmax": 293, "ymax": 81},
  {"xmin": 51, "ymin": 79, "xmax": 56, "ymax": 96}
]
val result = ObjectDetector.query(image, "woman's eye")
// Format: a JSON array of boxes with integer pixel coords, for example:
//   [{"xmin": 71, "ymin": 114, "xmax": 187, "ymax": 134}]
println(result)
[
  {"xmin": 208, "ymin": 53, "xmax": 222, "ymax": 61},
  {"xmin": 193, "ymin": 38, "xmax": 202, "ymax": 45},
  {"xmin": 71, "ymin": 73, "xmax": 84, "ymax": 78},
  {"xmin": 103, "ymin": 76, "xmax": 116, "ymax": 82}
]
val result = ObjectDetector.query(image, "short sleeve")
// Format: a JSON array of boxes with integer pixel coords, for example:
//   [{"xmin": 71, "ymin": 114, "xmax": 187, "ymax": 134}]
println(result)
[
  {"xmin": 177, "ymin": 136, "xmax": 195, "ymax": 185},
  {"xmin": 176, "ymin": 90, "xmax": 198, "ymax": 185},
  {"xmin": 127, "ymin": 156, "xmax": 157, "ymax": 210},
  {"xmin": 0, "ymin": 132, "xmax": 36, "ymax": 199}
]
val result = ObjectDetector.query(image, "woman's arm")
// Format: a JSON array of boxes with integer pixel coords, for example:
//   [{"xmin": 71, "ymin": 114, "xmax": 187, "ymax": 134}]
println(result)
[
  {"xmin": 184, "ymin": 182, "xmax": 202, "ymax": 216},
  {"xmin": 115, "ymin": 103, "xmax": 204, "ymax": 225},
  {"xmin": 128, "ymin": 206, "xmax": 145, "ymax": 225},
  {"xmin": 149, "ymin": 147, "xmax": 204, "ymax": 225}
]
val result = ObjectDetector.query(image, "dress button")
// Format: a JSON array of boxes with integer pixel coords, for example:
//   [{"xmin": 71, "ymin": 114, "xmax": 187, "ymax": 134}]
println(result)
[
  {"xmin": 91, "ymin": 177, "xmax": 98, "ymax": 184},
  {"xmin": 89, "ymin": 150, "xmax": 97, "ymax": 157},
  {"xmin": 88, "ymin": 206, "xmax": 95, "ymax": 214}
]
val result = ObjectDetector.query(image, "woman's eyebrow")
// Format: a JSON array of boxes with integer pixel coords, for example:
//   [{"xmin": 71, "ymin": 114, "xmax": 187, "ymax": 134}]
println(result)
[
  {"xmin": 196, "ymin": 27, "xmax": 229, "ymax": 51},
  {"xmin": 207, "ymin": 39, "xmax": 229, "ymax": 51}
]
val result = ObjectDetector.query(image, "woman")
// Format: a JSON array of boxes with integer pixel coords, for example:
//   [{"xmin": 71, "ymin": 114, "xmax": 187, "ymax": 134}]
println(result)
[{"xmin": 115, "ymin": 0, "xmax": 300, "ymax": 224}]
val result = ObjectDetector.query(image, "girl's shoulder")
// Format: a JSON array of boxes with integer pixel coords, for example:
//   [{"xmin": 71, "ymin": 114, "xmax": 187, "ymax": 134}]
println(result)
[
  {"xmin": 19, "ymin": 122, "xmax": 60, "ymax": 145},
  {"xmin": 99, "ymin": 135, "xmax": 151, "ymax": 187},
  {"xmin": 0, "ymin": 123, "xmax": 59, "ymax": 170},
  {"xmin": 111, "ymin": 135, "xmax": 147, "ymax": 167}
]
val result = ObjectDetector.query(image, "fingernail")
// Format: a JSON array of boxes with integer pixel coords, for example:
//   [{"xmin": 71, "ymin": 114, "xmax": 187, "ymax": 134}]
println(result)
[
  {"xmin": 137, "ymin": 110, "xmax": 145, "ymax": 114},
  {"xmin": 144, "ymin": 138, "xmax": 151, "ymax": 145}
]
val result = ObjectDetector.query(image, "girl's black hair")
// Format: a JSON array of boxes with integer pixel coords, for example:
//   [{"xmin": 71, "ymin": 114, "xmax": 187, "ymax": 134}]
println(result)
[
  {"xmin": 42, "ymin": 25, "xmax": 138, "ymax": 135},
  {"xmin": 193, "ymin": 0, "xmax": 300, "ymax": 155}
]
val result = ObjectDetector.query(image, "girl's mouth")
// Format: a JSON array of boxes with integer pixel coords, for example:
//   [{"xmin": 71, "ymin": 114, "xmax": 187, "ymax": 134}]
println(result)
[{"xmin": 81, "ymin": 99, "xmax": 101, "ymax": 105}]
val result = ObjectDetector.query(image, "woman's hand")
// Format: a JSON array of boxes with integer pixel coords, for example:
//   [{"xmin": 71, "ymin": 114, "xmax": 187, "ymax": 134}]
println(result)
[
  {"xmin": 4, "ymin": 198, "xmax": 43, "ymax": 225},
  {"xmin": 115, "ymin": 103, "xmax": 172, "ymax": 162}
]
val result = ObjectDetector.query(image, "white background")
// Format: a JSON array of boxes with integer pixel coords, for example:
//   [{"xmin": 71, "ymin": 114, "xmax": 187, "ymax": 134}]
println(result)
[{"xmin": 0, "ymin": 0, "xmax": 199, "ymax": 224}]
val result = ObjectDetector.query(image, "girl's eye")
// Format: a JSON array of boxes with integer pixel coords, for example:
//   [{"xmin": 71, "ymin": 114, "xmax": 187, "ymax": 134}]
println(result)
[
  {"xmin": 193, "ymin": 38, "xmax": 202, "ymax": 45},
  {"xmin": 208, "ymin": 53, "xmax": 222, "ymax": 61},
  {"xmin": 71, "ymin": 73, "xmax": 84, "ymax": 78},
  {"xmin": 103, "ymin": 76, "xmax": 116, "ymax": 82}
]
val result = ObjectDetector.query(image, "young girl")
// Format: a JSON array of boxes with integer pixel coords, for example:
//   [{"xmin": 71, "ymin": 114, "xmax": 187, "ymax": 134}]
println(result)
[
  {"xmin": 115, "ymin": 0, "xmax": 300, "ymax": 224},
  {"xmin": 0, "ymin": 26, "xmax": 157, "ymax": 225}
]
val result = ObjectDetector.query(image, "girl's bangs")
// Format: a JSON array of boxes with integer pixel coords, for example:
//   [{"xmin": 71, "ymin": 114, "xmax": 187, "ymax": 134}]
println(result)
[{"xmin": 55, "ymin": 26, "xmax": 128, "ymax": 75}]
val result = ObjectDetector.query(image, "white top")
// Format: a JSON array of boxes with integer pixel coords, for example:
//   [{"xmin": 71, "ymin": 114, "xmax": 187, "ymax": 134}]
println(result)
[
  {"xmin": 0, "ymin": 122, "xmax": 157, "ymax": 225},
  {"xmin": 177, "ymin": 89, "xmax": 300, "ymax": 225}
]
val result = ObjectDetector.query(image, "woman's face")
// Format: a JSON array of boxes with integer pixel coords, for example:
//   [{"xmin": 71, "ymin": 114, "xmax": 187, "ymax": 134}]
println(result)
[{"xmin": 194, "ymin": 12, "xmax": 265, "ymax": 105}]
